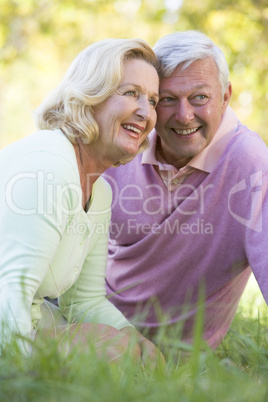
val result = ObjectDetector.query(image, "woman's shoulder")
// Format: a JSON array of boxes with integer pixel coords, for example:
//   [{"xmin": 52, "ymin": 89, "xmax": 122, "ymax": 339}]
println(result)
[
  {"xmin": 0, "ymin": 129, "xmax": 80, "ymax": 191},
  {"xmin": 3, "ymin": 129, "xmax": 76, "ymax": 168},
  {"xmin": 25, "ymin": 129, "xmax": 74, "ymax": 155},
  {"xmin": 2, "ymin": 129, "xmax": 72, "ymax": 155}
]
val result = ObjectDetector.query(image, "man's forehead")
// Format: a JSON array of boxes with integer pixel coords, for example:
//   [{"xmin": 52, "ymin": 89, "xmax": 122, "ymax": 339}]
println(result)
[
  {"xmin": 159, "ymin": 59, "xmax": 219, "ymax": 89},
  {"xmin": 159, "ymin": 82, "xmax": 211, "ymax": 93},
  {"xmin": 163, "ymin": 57, "xmax": 217, "ymax": 78}
]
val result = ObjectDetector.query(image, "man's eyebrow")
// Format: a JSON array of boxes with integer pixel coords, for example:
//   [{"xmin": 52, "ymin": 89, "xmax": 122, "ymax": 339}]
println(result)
[
  {"xmin": 159, "ymin": 83, "xmax": 211, "ymax": 94},
  {"xmin": 193, "ymin": 84, "xmax": 211, "ymax": 90}
]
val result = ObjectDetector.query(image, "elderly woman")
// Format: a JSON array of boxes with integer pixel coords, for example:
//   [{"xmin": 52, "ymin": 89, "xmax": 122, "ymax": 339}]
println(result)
[{"xmin": 0, "ymin": 38, "xmax": 162, "ymax": 364}]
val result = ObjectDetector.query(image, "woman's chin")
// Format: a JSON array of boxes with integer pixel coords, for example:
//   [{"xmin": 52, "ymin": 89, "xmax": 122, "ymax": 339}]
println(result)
[{"xmin": 123, "ymin": 143, "xmax": 140, "ymax": 156}]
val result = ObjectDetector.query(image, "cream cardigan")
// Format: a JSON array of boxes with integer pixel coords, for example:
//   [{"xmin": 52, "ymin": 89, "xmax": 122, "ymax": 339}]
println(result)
[{"xmin": 0, "ymin": 129, "xmax": 131, "ymax": 354}]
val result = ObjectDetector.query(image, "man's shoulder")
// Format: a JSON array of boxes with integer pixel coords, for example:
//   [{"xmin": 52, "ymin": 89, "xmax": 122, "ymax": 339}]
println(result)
[{"xmin": 226, "ymin": 124, "xmax": 268, "ymax": 163}]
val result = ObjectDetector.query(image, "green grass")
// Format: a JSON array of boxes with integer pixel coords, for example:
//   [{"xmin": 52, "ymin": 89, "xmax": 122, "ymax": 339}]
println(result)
[{"xmin": 1, "ymin": 282, "xmax": 267, "ymax": 402}]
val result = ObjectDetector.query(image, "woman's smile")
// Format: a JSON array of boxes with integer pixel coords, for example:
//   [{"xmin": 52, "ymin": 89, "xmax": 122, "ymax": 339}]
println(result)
[{"xmin": 93, "ymin": 58, "xmax": 159, "ymax": 160}]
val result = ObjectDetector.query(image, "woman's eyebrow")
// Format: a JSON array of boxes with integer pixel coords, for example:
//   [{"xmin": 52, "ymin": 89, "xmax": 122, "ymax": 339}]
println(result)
[{"xmin": 119, "ymin": 83, "xmax": 159, "ymax": 98}]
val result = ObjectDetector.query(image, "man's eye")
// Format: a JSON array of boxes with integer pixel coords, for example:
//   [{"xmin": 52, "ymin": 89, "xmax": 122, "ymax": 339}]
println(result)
[
  {"xmin": 158, "ymin": 96, "xmax": 176, "ymax": 105},
  {"xmin": 160, "ymin": 96, "xmax": 175, "ymax": 102},
  {"xmin": 192, "ymin": 94, "xmax": 208, "ymax": 105}
]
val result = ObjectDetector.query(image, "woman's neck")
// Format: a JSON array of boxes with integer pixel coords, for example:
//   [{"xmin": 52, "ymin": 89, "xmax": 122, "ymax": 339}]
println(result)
[{"xmin": 73, "ymin": 140, "xmax": 116, "ymax": 210}]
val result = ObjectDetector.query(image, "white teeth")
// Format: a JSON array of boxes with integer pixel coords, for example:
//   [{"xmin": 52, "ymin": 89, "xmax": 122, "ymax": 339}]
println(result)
[
  {"xmin": 174, "ymin": 127, "xmax": 199, "ymax": 135},
  {"xmin": 122, "ymin": 124, "xmax": 142, "ymax": 134}
]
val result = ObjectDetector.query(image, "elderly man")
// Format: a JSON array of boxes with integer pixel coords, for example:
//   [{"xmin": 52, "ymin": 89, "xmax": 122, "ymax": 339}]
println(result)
[{"xmin": 103, "ymin": 31, "xmax": 268, "ymax": 350}]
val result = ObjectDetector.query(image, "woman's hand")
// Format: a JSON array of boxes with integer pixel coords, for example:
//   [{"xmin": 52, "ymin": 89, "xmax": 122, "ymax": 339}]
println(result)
[
  {"xmin": 119, "ymin": 327, "xmax": 166, "ymax": 369},
  {"xmin": 35, "ymin": 323, "xmax": 141, "ymax": 364}
]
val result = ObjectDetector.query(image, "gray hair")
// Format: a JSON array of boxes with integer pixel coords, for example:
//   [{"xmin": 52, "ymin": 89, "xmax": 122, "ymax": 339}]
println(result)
[{"xmin": 153, "ymin": 30, "xmax": 229, "ymax": 96}]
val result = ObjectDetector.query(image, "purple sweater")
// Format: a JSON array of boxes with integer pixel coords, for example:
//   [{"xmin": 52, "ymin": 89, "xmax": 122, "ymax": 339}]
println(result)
[{"xmin": 104, "ymin": 122, "xmax": 268, "ymax": 349}]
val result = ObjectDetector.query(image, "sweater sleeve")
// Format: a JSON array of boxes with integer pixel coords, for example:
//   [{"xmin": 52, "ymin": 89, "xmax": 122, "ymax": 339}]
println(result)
[
  {"xmin": 244, "ymin": 169, "xmax": 268, "ymax": 304},
  {"xmin": 0, "ymin": 149, "xmax": 75, "ymax": 354},
  {"xmin": 59, "ymin": 177, "xmax": 133, "ymax": 330}
]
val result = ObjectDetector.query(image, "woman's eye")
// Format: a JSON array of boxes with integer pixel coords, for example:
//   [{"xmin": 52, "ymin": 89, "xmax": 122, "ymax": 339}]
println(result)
[
  {"xmin": 149, "ymin": 98, "xmax": 158, "ymax": 107},
  {"xmin": 125, "ymin": 90, "xmax": 139, "ymax": 97}
]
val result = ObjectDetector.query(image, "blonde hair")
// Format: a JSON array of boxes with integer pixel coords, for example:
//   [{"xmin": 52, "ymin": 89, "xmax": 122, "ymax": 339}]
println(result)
[{"xmin": 34, "ymin": 38, "xmax": 158, "ymax": 162}]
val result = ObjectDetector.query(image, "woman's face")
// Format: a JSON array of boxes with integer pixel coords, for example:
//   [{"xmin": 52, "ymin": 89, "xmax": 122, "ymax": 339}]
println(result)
[{"xmin": 93, "ymin": 58, "xmax": 159, "ymax": 159}]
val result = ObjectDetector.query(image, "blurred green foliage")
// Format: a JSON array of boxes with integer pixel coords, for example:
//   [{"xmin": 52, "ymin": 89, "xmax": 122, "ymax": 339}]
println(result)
[{"xmin": 1, "ymin": 0, "xmax": 268, "ymax": 148}]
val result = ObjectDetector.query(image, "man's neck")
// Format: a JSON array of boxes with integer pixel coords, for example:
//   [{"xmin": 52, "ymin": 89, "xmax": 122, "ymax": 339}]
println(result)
[{"xmin": 156, "ymin": 136, "xmax": 191, "ymax": 170}]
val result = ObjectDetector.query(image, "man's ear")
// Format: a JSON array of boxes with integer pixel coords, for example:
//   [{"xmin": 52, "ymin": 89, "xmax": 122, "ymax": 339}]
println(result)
[{"xmin": 222, "ymin": 81, "xmax": 232, "ymax": 110}]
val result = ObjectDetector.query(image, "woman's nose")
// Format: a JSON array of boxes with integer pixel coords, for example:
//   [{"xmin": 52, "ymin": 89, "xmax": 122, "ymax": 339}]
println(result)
[{"xmin": 136, "ymin": 97, "xmax": 152, "ymax": 121}]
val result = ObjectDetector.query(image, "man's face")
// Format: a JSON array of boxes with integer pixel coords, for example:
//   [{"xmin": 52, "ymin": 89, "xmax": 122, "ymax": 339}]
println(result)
[{"xmin": 155, "ymin": 58, "xmax": 231, "ymax": 169}]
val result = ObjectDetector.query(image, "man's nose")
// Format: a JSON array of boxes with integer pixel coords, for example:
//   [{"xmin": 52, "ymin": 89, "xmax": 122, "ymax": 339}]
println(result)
[{"xmin": 174, "ymin": 99, "xmax": 195, "ymax": 124}]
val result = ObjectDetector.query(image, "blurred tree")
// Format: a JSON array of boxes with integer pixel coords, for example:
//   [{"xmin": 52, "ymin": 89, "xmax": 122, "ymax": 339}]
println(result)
[{"xmin": 0, "ymin": 0, "xmax": 267, "ymax": 147}]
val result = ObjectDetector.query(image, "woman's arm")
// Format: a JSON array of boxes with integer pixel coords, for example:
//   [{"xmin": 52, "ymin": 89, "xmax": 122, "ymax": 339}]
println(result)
[
  {"xmin": 59, "ymin": 177, "xmax": 165, "ymax": 366},
  {"xmin": 0, "ymin": 147, "xmax": 74, "ymax": 354},
  {"xmin": 59, "ymin": 177, "xmax": 133, "ymax": 329}
]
